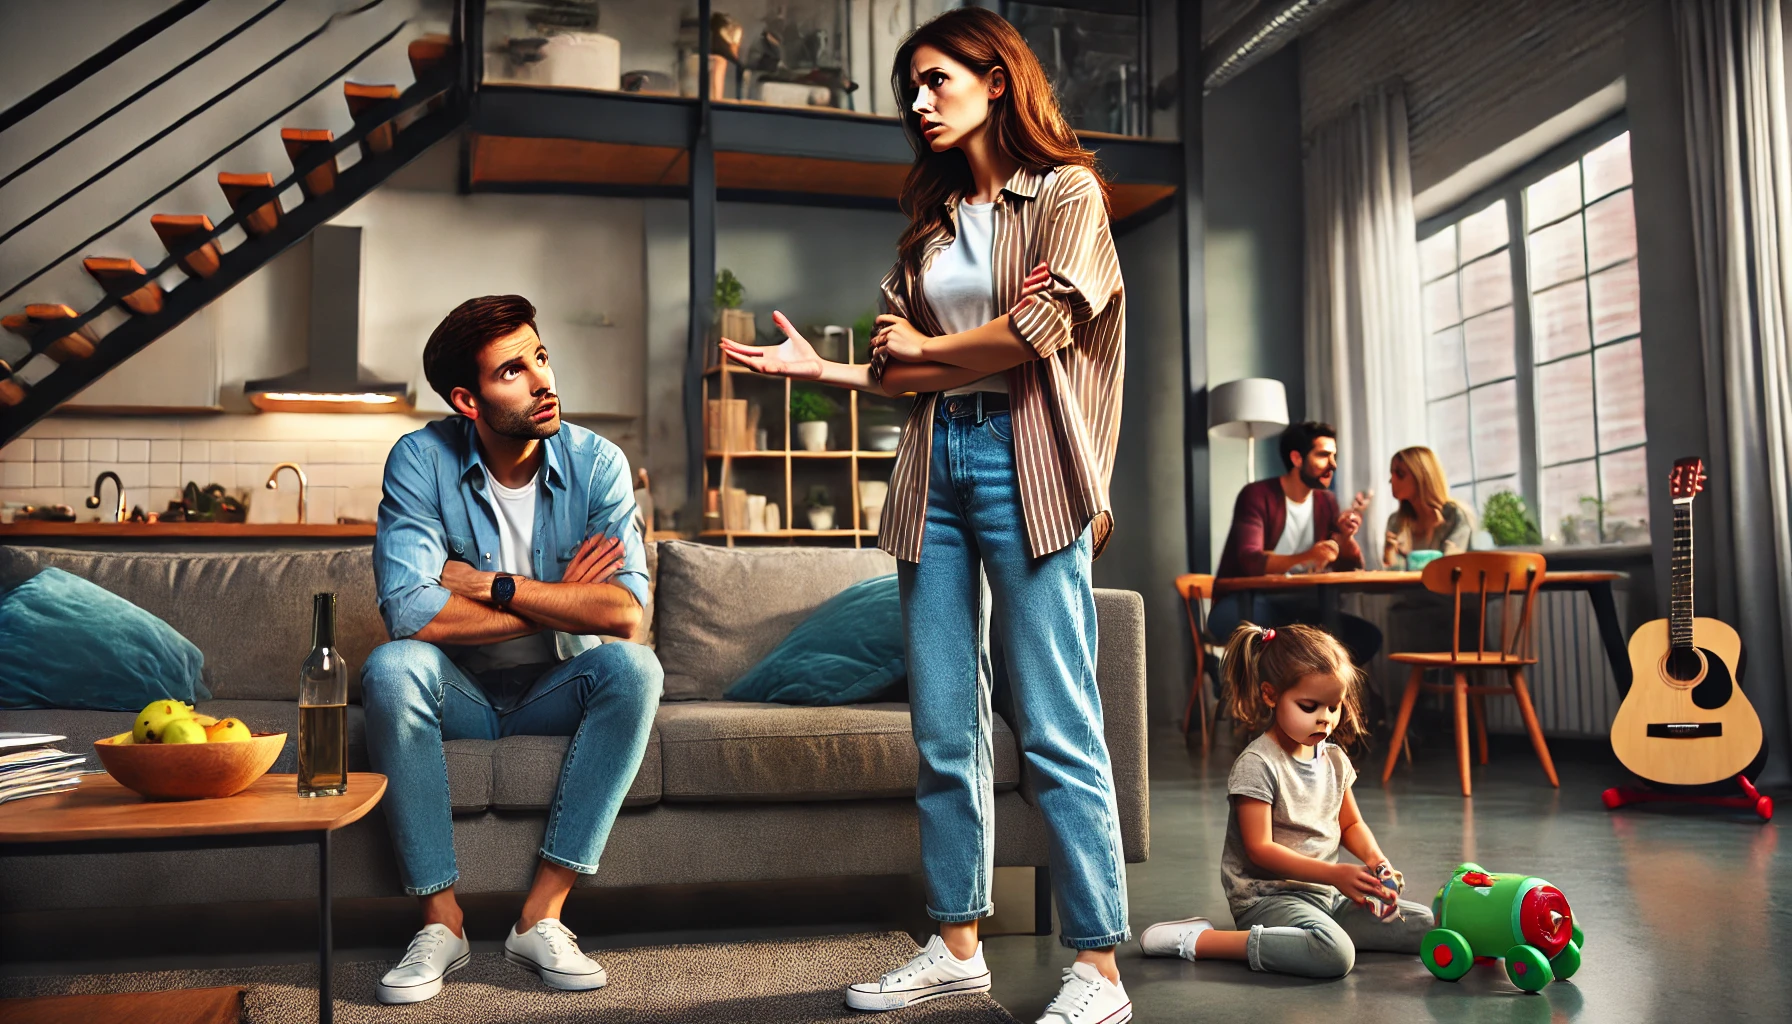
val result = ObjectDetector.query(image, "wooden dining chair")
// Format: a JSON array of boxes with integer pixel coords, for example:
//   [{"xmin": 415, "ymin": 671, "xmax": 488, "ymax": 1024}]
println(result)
[
  {"xmin": 1381, "ymin": 552, "xmax": 1557, "ymax": 797},
  {"xmin": 1174, "ymin": 574, "xmax": 1224, "ymax": 753}
]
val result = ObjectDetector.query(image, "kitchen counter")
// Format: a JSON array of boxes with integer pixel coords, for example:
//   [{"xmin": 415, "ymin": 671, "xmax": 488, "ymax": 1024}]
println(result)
[{"xmin": 0, "ymin": 522, "xmax": 374, "ymax": 539}]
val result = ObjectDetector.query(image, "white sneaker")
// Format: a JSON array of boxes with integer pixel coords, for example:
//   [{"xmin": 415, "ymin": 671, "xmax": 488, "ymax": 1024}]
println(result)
[
  {"xmin": 1139, "ymin": 916, "xmax": 1213, "ymax": 961},
  {"xmin": 376, "ymin": 923, "xmax": 471, "ymax": 1005},
  {"xmin": 503, "ymin": 918, "xmax": 608, "ymax": 991},
  {"xmin": 1036, "ymin": 962, "xmax": 1131, "ymax": 1024},
  {"xmin": 845, "ymin": 933, "xmax": 992, "ymax": 1011}
]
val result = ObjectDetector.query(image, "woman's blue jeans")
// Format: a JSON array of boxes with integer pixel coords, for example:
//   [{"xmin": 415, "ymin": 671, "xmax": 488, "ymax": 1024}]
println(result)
[
  {"xmin": 899, "ymin": 397, "xmax": 1131, "ymax": 950},
  {"xmin": 361, "ymin": 639, "xmax": 662, "ymax": 895}
]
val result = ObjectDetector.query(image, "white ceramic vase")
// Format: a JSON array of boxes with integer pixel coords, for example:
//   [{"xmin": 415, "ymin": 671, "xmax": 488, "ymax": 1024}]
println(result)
[
  {"xmin": 796, "ymin": 420, "xmax": 829, "ymax": 452},
  {"xmin": 807, "ymin": 505, "xmax": 836, "ymax": 531}
]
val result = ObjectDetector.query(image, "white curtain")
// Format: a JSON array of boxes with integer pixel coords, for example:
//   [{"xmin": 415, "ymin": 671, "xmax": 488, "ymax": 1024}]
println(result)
[
  {"xmin": 1676, "ymin": 0, "xmax": 1792, "ymax": 785},
  {"xmin": 1304, "ymin": 87, "xmax": 1430, "ymax": 554}
]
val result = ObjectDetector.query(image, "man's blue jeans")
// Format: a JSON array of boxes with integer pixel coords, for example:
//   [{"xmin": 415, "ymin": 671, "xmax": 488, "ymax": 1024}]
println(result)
[
  {"xmin": 900, "ymin": 397, "xmax": 1131, "ymax": 950},
  {"xmin": 361, "ymin": 639, "xmax": 663, "ymax": 895}
]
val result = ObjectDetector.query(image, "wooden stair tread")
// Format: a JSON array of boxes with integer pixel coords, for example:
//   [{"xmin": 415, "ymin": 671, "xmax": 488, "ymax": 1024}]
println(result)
[
  {"xmin": 4, "ymin": 305, "xmax": 97, "ymax": 363},
  {"xmin": 217, "ymin": 172, "xmax": 282, "ymax": 237},
  {"xmin": 83, "ymin": 256, "xmax": 166, "ymax": 315},
  {"xmin": 280, "ymin": 127, "xmax": 334, "ymax": 143},
  {"xmin": 0, "ymin": 986, "xmax": 244, "ymax": 1024},
  {"xmin": 0, "ymin": 358, "xmax": 24, "ymax": 407},
  {"xmin": 150, "ymin": 214, "xmax": 222, "ymax": 279},
  {"xmin": 344, "ymin": 83, "xmax": 402, "ymax": 155},
  {"xmin": 281, "ymin": 129, "xmax": 338, "ymax": 197}
]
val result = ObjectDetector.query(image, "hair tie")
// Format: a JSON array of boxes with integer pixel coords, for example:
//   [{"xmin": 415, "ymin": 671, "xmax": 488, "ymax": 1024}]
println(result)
[{"xmin": 1261, "ymin": 627, "xmax": 1276, "ymax": 643}]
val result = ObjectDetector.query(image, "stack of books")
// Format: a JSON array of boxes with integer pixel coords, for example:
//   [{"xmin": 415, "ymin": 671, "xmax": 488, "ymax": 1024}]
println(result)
[{"xmin": 0, "ymin": 733, "xmax": 85, "ymax": 805}]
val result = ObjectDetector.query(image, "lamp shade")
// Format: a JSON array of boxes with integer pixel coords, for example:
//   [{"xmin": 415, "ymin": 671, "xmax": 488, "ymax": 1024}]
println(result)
[{"xmin": 1208, "ymin": 377, "xmax": 1290, "ymax": 440}]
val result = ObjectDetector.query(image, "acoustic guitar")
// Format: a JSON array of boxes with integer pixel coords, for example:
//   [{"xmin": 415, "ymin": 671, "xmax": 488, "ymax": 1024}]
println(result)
[{"xmin": 1610, "ymin": 457, "xmax": 1763, "ymax": 786}]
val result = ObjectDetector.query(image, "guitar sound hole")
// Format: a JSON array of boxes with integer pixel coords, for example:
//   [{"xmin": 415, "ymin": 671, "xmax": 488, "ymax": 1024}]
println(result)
[
  {"xmin": 1689, "ymin": 649, "xmax": 1734, "ymax": 711},
  {"xmin": 1664, "ymin": 647, "xmax": 1703, "ymax": 682}
]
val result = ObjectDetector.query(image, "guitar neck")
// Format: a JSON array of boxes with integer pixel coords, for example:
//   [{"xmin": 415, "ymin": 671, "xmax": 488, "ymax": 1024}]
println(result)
[{"xmin": 1670, "ymin": 500, "xmax": 1693, "ymax": 649}]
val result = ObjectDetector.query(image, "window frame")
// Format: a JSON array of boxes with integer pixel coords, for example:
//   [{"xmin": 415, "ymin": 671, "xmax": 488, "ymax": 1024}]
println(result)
[{"xmin": 1416, "ymin": 113, "xmax": 1637, "ymax": 547}]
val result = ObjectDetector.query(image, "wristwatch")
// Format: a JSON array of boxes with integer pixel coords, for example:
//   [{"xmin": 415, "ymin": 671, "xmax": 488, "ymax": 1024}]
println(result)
[{"xmin": 490, "ymin": 573, "xmax": 517, "ymax": 607}]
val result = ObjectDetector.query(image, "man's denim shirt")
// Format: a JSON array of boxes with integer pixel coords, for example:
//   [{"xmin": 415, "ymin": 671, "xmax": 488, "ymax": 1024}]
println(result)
[{"xmin": 373, "ymin": 416, "xmax": 649, "ymax": 660}]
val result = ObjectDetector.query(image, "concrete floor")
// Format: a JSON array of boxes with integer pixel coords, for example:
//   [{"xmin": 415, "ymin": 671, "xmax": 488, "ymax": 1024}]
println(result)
[
  {"xmin": 6, "ymin": 729, "xmax": 1789, "ymax": 1022},
  {"xmin": 985, "ymin": 730, "xmax": 1792, "ymax": 1023}
]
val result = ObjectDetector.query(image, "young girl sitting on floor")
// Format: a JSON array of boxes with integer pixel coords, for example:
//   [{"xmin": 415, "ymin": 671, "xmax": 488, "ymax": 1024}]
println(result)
[{"xmin": 1140, "ymin": 623, "xmax": 1433, "ymax": 978}]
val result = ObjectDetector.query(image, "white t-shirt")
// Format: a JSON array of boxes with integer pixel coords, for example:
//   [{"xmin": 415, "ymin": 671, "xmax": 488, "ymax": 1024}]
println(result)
[
  {"xmin": 924, "ymin": 199, "xmax": 1008, "ymax": 396},
  {"xmin": 1273, "ymin": 493, "xmax": 1315, "ymax": 556},
  {"xmin": 461, "ymin": 469, "xmax": 557, "ymax": 672}
]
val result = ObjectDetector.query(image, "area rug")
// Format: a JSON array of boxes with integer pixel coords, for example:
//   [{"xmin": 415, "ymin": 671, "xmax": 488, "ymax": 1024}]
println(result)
[{"xmin": 0, "ymin": 930, "xmax": 1023, "ymax": 1023}]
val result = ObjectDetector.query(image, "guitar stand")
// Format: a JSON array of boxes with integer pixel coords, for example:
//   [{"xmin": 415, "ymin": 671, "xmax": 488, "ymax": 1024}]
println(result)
[{"xmin": 1602, "ymin": 774, "xmax": 1773, "ymax": 821}]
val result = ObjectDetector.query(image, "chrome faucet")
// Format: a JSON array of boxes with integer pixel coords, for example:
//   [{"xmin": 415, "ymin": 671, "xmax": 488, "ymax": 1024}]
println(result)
[
  {"xmin": 265, "ymin": 463, "xmax": 309, "ymax": 524},
  {"xmin": 86, "ymin": 471, "xmax": 126, "ymax": 523}
]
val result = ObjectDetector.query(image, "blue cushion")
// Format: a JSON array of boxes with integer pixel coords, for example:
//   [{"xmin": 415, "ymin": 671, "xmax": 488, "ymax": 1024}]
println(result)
[
  {"xmin": 724, "ymin": 574, "xmax": 905, "ymax": 705},
  {"xmin": 0, "ymin": 567, "xmax": 210, "ymax": 710}
]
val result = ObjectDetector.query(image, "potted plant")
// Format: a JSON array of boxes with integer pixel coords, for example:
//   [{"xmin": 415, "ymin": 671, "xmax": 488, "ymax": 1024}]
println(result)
[
  {"xmin": 712, "ymin": 268, "xmax": 752, "ymax": 367},
  {"xmin": 1482, "ymin": 490, "xmax": 1542, "ymax": 546},
  {"xmin": 791, "ymin": 388, "xmax": 839, "ymax": 451},
  {"xmin": 805, "ymin": 485, "xmax": 835, "ymax": 531}
]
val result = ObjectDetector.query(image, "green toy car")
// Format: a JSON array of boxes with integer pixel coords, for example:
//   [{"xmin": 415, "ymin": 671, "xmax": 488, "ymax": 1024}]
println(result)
[{"xmin": 1422, "ymin": 862, "xmax": 1583, "ymax": 993}]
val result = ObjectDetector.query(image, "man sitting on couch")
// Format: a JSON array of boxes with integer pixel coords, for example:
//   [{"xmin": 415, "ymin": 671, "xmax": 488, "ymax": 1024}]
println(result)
[{"xmin": 364, "ymin": 295, "xmax": 662, "ymax": 1005}]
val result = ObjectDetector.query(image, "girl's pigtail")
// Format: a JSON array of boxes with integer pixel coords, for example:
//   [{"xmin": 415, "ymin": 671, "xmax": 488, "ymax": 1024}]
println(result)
[{"xmin": 1220, "ymin": 622, "xmax": 1268, "ymax": 734}]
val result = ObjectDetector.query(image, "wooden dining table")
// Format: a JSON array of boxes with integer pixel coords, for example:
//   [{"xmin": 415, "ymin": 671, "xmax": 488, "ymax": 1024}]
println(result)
[{"xmin": 1212, "ymin": 569, "xmax": 1632, "ymax": 694}]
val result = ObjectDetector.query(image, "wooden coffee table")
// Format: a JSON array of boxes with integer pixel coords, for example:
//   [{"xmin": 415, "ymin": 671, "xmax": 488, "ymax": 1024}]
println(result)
[{"xmin": 0, "ymin": 772, "xmax": 386, "ymax": 1024}]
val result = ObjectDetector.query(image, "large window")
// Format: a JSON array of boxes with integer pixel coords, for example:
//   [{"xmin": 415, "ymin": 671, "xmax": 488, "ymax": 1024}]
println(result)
[{"xmin": 1418, "ymin": 126, "xmax": 1647, "ymax": 546}]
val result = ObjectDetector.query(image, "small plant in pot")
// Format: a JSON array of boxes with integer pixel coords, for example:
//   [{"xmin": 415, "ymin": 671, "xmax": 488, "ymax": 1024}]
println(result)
[
  {"xmin": 1482, "ymin": 490, "xmax": 1542, "ymax": 546},
  {"xmin": 805, "ymin": 485, "xmax": 835, "ymax": 531},
  {"xmin": 791, "ymin": 388, "xmax": 840, "ymax": 452}
]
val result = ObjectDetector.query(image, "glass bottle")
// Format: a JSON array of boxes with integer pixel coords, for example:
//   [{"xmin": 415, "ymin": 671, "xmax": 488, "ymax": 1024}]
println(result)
[{"xmin": 297, "ymin": 592, "xmax": 348, "ymax": 797}]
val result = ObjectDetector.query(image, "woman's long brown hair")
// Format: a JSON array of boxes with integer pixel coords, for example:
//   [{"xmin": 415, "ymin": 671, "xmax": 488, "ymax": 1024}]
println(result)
[{"xmin": 890, "ymin": 8, "xmax": 1106, "ymax": 286}]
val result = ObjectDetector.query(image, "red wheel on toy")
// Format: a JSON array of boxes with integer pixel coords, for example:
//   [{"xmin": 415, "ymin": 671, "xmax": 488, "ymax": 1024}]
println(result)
[{"xmin": 1601, "ymin": 787, "xmax": 1625, "ymax": 810}]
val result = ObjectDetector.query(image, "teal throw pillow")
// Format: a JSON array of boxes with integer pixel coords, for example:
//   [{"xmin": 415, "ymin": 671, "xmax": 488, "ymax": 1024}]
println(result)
[
  {"xmin": 725, "ymin": 574, "xmax": 905, "ymax": 705},
  {"xmin": 0, "ymin": 567, "xmax": 210, "ymax": 710}
]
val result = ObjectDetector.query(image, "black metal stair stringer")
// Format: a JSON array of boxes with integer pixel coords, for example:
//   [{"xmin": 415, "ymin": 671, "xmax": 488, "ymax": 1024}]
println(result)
[{"xmin": 0, "ymin": 97, "xmax": 467, "ymax": 445}]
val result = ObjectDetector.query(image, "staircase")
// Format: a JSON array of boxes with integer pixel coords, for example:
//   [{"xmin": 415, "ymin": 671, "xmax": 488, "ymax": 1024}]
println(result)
[{"xmin": 0, "ymin": 3, "xmax": 474, "ymax": 446}]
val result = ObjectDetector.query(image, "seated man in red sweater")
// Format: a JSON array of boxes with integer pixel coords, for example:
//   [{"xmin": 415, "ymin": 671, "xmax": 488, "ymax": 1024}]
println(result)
[{"xmin": 1209, "ymin": 421, "xmax": 1381, "ymax": 664}]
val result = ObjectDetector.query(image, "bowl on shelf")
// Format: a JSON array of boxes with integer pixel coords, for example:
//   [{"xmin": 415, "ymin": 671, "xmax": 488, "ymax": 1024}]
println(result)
[
  {"xmin": 94, "ymin": 732, "xmax": 286, "ymax": 800},
  {"xmin": 864, "ymin": 425, "xmax": 902, "ymax": 452}
]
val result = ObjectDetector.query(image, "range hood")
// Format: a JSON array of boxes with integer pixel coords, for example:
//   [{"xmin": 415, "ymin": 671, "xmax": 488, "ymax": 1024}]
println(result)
[{"xmin": 245, "ymin": 224, "xmax": 411, "ymax": 412}]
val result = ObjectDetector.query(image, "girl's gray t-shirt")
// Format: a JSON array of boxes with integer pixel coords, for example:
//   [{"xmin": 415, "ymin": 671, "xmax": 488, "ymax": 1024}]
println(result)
[{"xmin": 1221, "ymin": 730, "xmax": 1357, "ymax": 914}]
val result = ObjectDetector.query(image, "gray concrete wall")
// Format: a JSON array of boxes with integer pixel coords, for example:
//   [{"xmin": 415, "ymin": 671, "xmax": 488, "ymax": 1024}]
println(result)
[{"xmin": 1203, "ymin": 45, "xmax": 1305, "ymax": 564}]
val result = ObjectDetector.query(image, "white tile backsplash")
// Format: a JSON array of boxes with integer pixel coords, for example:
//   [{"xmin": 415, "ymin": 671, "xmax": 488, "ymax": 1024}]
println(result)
[{"xmin": 0, "ymin": 413, "xmax": 485, "ymax": 518}]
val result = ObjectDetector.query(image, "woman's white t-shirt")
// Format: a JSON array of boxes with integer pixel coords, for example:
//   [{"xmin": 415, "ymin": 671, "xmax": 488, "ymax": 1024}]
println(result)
[{"xmin": 923, "ymin": 199, "xmax": 1008, "ymax": 396}]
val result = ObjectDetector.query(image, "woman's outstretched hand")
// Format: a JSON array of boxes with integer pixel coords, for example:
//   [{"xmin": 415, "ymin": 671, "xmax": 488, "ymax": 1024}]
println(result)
[{"xmin": 719, "ymin": 310, "xmax": 822, "ymax": 379}]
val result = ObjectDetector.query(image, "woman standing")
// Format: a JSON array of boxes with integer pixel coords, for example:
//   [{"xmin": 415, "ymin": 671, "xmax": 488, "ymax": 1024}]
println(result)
[
  {"xmin": 721, "ymin": 9, "xmax": 1130, "ymax": 1023},
  {"xmin": 1380, "ymin": 446, "xmax": 1474, "ymax": 568}
]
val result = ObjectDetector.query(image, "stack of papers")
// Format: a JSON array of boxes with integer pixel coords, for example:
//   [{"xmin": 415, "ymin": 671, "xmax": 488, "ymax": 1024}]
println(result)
[{"xmin": 0, "ymin": 733, "xmax": 86, "ymax": 805}]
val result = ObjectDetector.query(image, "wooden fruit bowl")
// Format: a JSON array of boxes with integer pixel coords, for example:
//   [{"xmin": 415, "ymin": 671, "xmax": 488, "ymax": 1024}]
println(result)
[{"xmin": 94, "ymin": 733, "xmax": 286, "ymax": 800}]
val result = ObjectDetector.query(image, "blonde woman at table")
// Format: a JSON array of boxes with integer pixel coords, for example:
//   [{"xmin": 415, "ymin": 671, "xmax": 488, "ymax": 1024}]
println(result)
[
  {"xmin": 1381, "ymin": 446, "xmax": 1474, "ymax": 569},
  {"xmin": 1382, "ymin": 446, "xmax": 1477, "ymax": 654},
  {"xmin": 721, "ymin": 9, "xmax": 1133, "ymax": 1024}
]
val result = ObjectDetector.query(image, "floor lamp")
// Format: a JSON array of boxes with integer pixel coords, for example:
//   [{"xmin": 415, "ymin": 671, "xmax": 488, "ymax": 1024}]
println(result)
[{"xmin": 1208, "ymin": 378, "xmax": 1290, "ymax": 491}]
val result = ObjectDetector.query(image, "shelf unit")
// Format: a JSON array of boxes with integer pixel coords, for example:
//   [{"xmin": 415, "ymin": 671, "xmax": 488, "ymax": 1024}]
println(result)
[
  {"xmin": 701, "ymin": 335, "xmax": 904, "ymax": 547},
  {"xmin": 454, "ymin": 0, "xmax": 1202, "ymax": 558}
]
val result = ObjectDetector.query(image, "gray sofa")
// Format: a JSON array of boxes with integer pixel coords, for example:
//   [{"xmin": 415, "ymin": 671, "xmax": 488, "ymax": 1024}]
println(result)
[{"xmin": 0, "ymin": 541, "xmax": 1148, "ymax": 913}]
